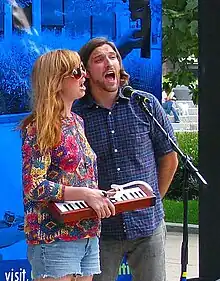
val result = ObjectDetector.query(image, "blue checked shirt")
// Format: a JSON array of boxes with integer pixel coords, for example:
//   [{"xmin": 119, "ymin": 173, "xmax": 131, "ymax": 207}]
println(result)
[{"xmin": 73, "ymin": 89, "xmax": 176, "ymax": 240}]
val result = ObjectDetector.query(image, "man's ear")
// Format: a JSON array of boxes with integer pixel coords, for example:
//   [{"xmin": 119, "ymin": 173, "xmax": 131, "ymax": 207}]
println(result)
[{"xmin": 86, "ymin": 71, "xmax": 90, "ymax": 78}]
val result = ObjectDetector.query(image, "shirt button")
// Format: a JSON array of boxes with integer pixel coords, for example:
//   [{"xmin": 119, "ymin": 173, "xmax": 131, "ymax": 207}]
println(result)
[
  {"xmin": 123, "ymin": 223, "xmax": 126, "ymax": 232},
  {"xmin": 117, "ymin": 167, "xmax": 121, "ymax": 171},
  {"xmin": 114, "ymin": 149, "xmax": 118, "ymax": 152},
  {"xmin": 109, "ymin": 111, "xmax": 112, "ymax": 115},
  {"xmin": 111, "ymin": 130, "xmax": 115, "ymax": 134},
  {"xmin": 96, "ymin": 105, "xmax": 99, "ymax": 109}
]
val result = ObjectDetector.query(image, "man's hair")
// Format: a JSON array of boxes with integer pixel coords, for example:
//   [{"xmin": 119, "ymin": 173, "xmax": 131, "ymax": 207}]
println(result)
[
  {"xmin": 163, "ymin": 82, "xmax": 172, "ymax": 93},
  {"xmin": 79, "ymin": 37, "xmax": 129, "ymax": 87}
]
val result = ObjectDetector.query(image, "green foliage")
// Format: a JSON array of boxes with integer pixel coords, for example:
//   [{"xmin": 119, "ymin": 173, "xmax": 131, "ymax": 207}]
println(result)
[
  {"xmin": 163, "ymin": 199, "xmax": 198, "ymax": 224},
  {"xmin": 176, "ymin": 131, "xmax": 198, "ymax": 165},
  {"xmin": 162, "ymin": 0, "xmax": 198, "ymax": 104},
  {"xmin": 163, "ymin": 0, "xmax": 198, "ymax": 65},
  {"xmin": 163, "ymin": 70, "xmax": 196, "ymax": 89},
  {"xmin": 166, "ymin": 131, "xmax": 199, "ymax": 200},
  {"xmin": 162, "ymin": 71, "xmax": 198, "ymax": 105},
  {"xmin": 188, "ymin": 79, "xmax": 198, "ymax": 105}
]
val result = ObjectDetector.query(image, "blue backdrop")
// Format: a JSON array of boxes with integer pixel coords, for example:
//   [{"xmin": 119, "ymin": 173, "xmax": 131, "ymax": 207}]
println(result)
[{"xmin": 0, "ymin": 0, "xmax": 162, "ymax": 280}]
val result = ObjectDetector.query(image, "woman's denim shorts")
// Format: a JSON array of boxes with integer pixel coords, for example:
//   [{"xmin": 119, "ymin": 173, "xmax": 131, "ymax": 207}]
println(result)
[{"xmin": 27, "ymin": 237, "xmax": 101, "ymax": 279}]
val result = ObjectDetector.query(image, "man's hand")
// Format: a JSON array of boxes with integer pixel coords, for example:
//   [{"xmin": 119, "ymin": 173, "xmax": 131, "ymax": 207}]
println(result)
[{"xmin": 116, "ymin": 28, "xmax": 143, "ymax": 59}]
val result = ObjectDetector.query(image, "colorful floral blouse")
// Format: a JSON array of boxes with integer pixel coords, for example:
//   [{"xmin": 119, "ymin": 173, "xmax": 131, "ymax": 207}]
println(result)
[{"xmin": 22, "ymin": 113, "xmax": 100, "ymax": 245}]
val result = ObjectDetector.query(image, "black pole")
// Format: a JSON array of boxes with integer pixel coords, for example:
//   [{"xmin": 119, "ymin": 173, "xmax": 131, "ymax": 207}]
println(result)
[
  {"xmin": 180, "ymin": 167, "xmax": 189, "ymax": 281},
  {"xmin": 198, "ymin": 1, "xmax": 220, "ymax": 280}
]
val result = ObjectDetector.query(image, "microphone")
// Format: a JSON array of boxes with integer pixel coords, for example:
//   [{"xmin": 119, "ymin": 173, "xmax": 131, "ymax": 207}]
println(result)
[{"xmin": 121, "ymin": 85, "xmax": 150, "ymax": 103}]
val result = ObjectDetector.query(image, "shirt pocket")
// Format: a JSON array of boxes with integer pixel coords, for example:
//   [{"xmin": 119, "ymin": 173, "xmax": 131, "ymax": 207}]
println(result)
[
  {"xmin": 121, "ymin": 122, "xmax": 154, "ymax": 158},
  {"xmin": 128, "ymin": 122, "xmax": 151, "ymax": 142}
]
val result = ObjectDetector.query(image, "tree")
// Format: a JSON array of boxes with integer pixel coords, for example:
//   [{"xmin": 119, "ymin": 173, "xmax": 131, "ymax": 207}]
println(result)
[{"xmin": 162, "ymin": 0, "xmax": 198, "ymax": 99}]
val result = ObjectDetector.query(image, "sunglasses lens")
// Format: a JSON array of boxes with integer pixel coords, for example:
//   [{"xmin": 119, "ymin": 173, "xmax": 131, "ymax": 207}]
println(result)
[
  {"xmin": 71, "ymin": 63, "xmax": 86, "ymax": 79},
  {"xmin": 73, "ymin": 68, "xmax": 82, "ymax": 79}
]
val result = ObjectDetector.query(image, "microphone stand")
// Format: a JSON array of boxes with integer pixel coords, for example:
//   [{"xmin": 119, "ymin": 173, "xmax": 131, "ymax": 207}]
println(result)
[{"xmin": 135, "ymin": 95, "xmax": 208, "ymax": 281}]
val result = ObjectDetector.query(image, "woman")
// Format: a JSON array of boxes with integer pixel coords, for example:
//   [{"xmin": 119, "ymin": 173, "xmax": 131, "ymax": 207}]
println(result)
[{"xmin": 21, "ymin": 50, "xmax": 115, "ymax": 281}]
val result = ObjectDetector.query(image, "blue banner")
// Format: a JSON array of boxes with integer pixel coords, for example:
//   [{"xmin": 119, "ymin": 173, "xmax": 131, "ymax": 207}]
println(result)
[
  {"xmin": 0, "ymin": 0, "xmax": 162, "ymax": 280},
  {"xmin": 0, "ymin": 260, "xmax": 32, "ymax": 281}
]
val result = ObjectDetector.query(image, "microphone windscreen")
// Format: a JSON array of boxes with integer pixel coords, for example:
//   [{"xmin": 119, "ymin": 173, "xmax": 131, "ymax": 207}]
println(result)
[{"xmin": 122, "ymin": 85, "xmax": 134, "ymax": 98}]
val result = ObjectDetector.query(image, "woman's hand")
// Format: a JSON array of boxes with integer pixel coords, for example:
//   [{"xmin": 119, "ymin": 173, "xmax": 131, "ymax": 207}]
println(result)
[{"xmin": 84, "ymin": 189, "xmax": 116, "ymax": 219}]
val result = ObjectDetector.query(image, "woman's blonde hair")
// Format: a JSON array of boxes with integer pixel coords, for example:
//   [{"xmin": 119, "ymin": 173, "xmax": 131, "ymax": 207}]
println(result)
[{"xmin": 21, "ymin": 49, "xmax": 81, "ymax": 153}]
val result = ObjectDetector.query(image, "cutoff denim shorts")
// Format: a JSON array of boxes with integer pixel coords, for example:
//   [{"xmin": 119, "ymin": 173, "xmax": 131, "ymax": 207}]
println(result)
[{"xmin": 27, "ymin": 237, "xmax": 101, "ymax": 279}]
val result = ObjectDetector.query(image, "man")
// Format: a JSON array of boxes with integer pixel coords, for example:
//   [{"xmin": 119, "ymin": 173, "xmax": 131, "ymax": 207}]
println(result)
[
  {"xmin": 162, "ymin": 83, "xmax": 180, "ymax": 123},
  {"xmin": 73, "ymin": 37, "xmax": 178, "ymax": 281}
]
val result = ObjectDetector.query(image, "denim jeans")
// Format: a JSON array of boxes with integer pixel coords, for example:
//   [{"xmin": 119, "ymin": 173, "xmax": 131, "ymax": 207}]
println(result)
[
  {"xmin": 28, "ymin": 237, "xmax": 101, "ymax": 279},
  {"xmin": 162, "ymin": 101, "xmax": 180, "ymax": 122},
  {"xmin": 93, "ymin": 220, "xmax": 167, "ymax": 281}
]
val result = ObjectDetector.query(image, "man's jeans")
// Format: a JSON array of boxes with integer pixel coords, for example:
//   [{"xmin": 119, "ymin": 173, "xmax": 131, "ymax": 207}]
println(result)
[
  {"xmin": 162, "ymin": 101, "xmax": 180, "ymax": 122},
  {"xmin": 93, "ymin": 220, "xmax": 166, "ymax": 281}
]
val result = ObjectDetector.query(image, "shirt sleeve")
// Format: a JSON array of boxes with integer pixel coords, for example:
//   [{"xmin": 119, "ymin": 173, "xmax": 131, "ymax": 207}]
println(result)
[
  {"xmin": 22, "ymin": 124, "xmax": 65, "ymax": 202},
  {"xmin": 149, "ymin": 95, "xmax": 176, "ymax": 158},
  {"xmin": 161, "ymin": 91, "xmax": 167, "ymax": 103}
]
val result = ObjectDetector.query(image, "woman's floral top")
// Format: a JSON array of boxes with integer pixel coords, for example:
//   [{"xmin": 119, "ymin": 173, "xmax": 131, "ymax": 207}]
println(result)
[{"xmin": 22, "ymin": 113, "xmax": 100, "ymax": 245}]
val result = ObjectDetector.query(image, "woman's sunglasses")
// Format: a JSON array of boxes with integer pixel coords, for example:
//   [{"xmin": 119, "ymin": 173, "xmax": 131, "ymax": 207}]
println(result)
[{"xmin": 70, "ymin": 62, "xmax": 86, "ymax": 80}]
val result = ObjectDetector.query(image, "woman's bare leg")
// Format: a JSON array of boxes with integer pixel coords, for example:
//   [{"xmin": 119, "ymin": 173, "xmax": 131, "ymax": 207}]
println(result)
[
  {"xmin": 34, "ymin": 275, "xmax": 93, "ymax": 281},
  {"xmin": 35, "ymin": 274, "xmax": 73, "ymax": 281},
  {"xmin": 73, "ymin": 275, "xmax": 93, "ymax": 281}
]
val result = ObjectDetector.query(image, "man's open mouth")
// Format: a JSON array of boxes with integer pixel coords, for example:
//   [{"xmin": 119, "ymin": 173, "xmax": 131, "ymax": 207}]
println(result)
[{"xmin": 104, "ymin": 71, "xmax": 116, "ymax": 82}]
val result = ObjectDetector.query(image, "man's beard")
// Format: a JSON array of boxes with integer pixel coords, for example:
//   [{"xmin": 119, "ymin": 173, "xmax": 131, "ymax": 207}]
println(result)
[{"xmin": 94, "ymin": 79, "xmax": 119, "ymax": 92}]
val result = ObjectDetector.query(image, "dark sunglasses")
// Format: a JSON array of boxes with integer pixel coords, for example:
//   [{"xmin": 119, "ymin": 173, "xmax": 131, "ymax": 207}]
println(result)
[{"xmin": 71, "ymin": 62, "xmax": 86, "ymax": 80}]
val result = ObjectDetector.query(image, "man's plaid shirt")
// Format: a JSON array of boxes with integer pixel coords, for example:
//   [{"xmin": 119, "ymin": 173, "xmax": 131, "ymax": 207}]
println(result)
[{"xmin": 73, "ymin": 89, "xmax": 176, "ymax": 240}]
